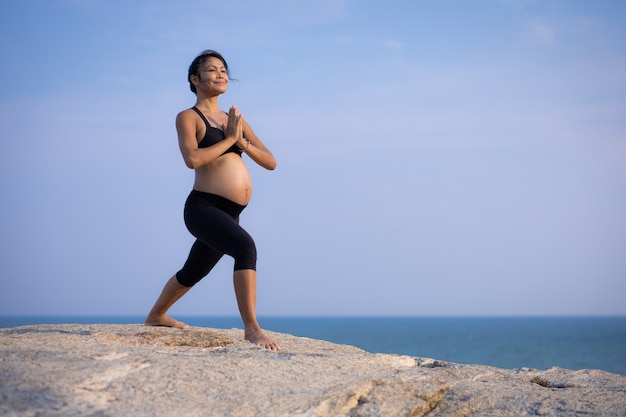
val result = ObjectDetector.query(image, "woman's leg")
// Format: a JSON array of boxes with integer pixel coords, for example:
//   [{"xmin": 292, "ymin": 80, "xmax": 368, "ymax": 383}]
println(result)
[
  {"xmin": 145, "ymin": 275, "xmax": 192, "ymax": 328},
  {"xmin": 146, "ymin": 191, "xmax": 279, "ymax": 348},
  {"xmin": 145, "ymin": 240, "xmax": 223, "ymax": 328},
  {"xmin": 234, "ymin": 269, "xmax": 281, "ymax": 350},
  {"xmin": 186, "ymin": 205, "xmax": 279, "ymax": 349}
]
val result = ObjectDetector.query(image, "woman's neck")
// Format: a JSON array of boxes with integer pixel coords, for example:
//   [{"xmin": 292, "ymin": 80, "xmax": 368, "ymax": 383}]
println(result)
[{"xmin": 194, "ymin": 95, "xmax": 221, "ymax": 113}]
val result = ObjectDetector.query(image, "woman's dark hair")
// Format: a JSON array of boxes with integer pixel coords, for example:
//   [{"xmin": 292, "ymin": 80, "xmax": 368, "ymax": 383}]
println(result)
[{"xmin": 187, "ymin": 50, "xmax": 231, "ymax": 94}]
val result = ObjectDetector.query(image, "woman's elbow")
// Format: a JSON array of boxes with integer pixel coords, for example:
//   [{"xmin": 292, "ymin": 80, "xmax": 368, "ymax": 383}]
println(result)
[
  {"xmin": 183, "ymin": 155, "xmax": 200, "ymax": 169},
  {"xmin": 266, "ymin": 158, "xmax": 277, "ymax": 171}
]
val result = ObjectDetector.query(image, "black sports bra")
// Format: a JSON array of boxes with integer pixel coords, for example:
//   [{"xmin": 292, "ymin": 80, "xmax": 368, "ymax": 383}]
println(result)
[{"xmin": 191, "ymin": 106, "xmax": 242, "ymax": 157}]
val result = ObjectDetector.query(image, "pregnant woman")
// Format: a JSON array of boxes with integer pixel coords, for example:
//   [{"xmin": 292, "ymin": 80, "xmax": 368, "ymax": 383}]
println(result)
[{"xmin": 145, "ymin": 50, "xmax": 280, "ymax": 350}]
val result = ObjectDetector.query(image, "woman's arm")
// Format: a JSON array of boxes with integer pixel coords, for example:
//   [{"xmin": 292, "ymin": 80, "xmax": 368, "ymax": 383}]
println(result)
[
  {"xmin": 176, "ymin": 108, "xmax": 242, "ymax": 169},
  {"xmin": 239, "ymin": 118, "xmax": 277, "ymax": 170}
]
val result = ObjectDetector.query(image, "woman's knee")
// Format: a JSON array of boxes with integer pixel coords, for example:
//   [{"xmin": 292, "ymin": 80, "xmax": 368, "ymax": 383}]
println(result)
[{"xmin": 233, "ymin": 239, "xmax": 257, "ymax": 271}]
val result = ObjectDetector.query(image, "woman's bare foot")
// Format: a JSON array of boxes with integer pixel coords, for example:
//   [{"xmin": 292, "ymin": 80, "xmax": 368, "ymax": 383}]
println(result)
[
  {"xmin": 144, "ymin": 314, "xmax": 188, "ymax": 329},
  {"xmin": 245, "ymin": 328, "xmax": 281, "ymax": 350}
]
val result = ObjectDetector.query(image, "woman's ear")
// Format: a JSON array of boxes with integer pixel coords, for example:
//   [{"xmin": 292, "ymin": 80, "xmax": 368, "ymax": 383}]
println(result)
[{"xmin": 190, "ymin": 73, "xmax": 200, "ymax": 88}]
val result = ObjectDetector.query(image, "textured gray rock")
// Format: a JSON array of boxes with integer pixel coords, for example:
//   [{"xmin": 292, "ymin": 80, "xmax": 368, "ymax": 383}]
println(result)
[{"xmin": 0, "ymin": 324, "xmax": 624, "ymax": 417}]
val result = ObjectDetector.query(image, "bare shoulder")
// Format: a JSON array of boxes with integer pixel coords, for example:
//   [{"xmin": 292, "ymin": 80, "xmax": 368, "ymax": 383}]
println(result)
[
  {"xmin": 177, "ymin": 108, "xmax": 197, "ymax": 122},
  {"xmin": 176, "ymin": 108, "xmax": 200, "ymax": 129}
]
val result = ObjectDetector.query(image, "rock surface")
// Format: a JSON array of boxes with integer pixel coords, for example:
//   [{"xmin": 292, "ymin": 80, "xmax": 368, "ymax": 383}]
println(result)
[{"xmin": 0, "ymin": 324, "xmax": 624, "ymax": 417}]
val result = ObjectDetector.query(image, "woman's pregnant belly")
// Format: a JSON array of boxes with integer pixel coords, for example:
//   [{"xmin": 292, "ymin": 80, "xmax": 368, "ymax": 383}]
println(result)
[{"xmin": 193, "ymin": 154, "xmax": 253, "ymax": 205}]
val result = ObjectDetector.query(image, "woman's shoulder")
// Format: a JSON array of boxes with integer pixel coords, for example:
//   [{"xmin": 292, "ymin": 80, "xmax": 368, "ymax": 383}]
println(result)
[
  {"xmin": 176, "ymin": 107, "xmax": 201, "ymax": 124},
  {"xmin": 178, "ymin": 107, "xmax": 198, "ymax": 117}
]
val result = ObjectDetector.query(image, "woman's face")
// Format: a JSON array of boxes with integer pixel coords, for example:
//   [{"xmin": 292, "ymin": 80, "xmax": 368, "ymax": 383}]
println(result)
[{"xmin": 195, "ymin": 56, "xmax": 229, "ymax": 94}]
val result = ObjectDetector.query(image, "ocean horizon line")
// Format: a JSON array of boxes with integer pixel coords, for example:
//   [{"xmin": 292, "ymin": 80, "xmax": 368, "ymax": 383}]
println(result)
[{"xmin": 2, "ymin": 313, "xmax": 625, "ymax": 320}]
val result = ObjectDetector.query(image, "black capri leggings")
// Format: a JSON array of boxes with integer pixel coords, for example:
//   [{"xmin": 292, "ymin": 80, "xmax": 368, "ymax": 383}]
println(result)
[{"xmin": 176, "ymin": 190, "xmax": 257, "ymax": 287}]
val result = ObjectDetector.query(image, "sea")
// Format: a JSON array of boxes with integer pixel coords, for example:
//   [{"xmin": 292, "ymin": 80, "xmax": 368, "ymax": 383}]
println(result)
[{"xmin": 1, "ymin": 316, "xmax": 625, "ymax": 376}]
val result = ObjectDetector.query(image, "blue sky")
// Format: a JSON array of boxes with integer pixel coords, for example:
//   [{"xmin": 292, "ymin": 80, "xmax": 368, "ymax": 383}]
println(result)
[{"xmin": 1, "ymin": 0, "xmax": 625, "ymax": 317}]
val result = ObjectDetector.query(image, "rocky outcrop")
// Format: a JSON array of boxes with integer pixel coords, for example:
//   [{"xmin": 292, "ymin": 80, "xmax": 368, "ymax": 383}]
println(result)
[{"xmin": 1, "ymin": 324, "xmax": 624, "ymax": 416}]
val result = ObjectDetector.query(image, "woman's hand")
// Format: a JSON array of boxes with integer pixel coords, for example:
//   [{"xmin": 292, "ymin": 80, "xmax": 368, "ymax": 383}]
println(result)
[
  {"xmin": 221, "ymin": 105, "xmax": 277, "ymax": 170},
  {"xmin": 223, "ymin": 106, "xmax": 245, "ymax": 147}
]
